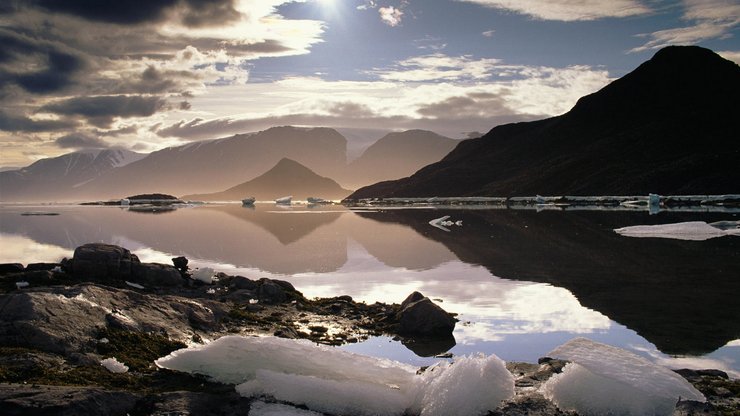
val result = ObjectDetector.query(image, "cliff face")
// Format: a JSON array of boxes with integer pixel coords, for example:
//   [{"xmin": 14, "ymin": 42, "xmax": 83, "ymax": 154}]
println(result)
[{"xmin": 348, "ymin": 46, "xmax": 740, "ymax": 199}]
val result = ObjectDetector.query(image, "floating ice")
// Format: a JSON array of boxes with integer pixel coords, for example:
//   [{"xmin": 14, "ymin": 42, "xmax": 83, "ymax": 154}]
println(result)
[
  {"xmin": 541, "ymin": 338, "xmax": 705, "ymax": 416},
  {"xmin": 614, "ymin": 221, "xmax": 740, "ymax": 241},
  {"xmin": 15, "ymin": 281, "xmax": 29, "ymax": 289},
  {"xmin": 100, "ymin": 357, "xmax": 129, "ymax": 373},
  {"xmin": 156, "ymin": 336, "xmax": 514, "ymax": 416},
  {"xmin": 192, "ymin": 267, "xmax": 215, "ymax": 284}
]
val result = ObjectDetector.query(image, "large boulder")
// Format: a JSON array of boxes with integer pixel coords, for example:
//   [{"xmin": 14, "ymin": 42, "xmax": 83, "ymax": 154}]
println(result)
[
  {"xmin": 131, "ymin": 263, "xmax": 183, "ymax": 287},
  {"xmin": 0, "ymin": 384, "xmax": 140, "ymax": 416},
  {"xmin": 71, "ymin": 244, "xmax": 139, "ymax": 281},
  {"xmin": 397, "ymin": 292, "xmax": 456, "ymax": 337},
  {"xmin": 0, "ymin": 263, "xmax": 24, "ymax": 275}
]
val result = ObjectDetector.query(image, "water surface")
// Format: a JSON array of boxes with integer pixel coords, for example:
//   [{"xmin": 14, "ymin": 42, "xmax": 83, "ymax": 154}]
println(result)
[{"xmin": 1, "ymin": 203, "xmax": 738, "ymax": 375}]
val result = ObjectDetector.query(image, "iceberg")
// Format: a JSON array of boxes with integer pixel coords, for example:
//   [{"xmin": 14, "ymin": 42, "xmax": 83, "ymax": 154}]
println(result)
[
  {"xmin": 541, "ymin": 338, "xmax": 705, "ymax": 416},
  {"xmin": 156, "ymin": 336, "xmax": 514, "ymax": 416},
  {"xmin": 191, "ymin": 267, "xmax": 215, "ymax": 284},
  {"xmin": 275, "ymin": 196, "xmax": 292, "ymax": 205},
  {"xmin": 614, "ymin": 221, "xmax": 740, "ymax": 240}
]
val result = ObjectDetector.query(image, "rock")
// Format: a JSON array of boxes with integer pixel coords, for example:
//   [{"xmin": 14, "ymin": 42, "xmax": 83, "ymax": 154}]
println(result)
[
  {"xmin": 401, "ymin": 291, "xmax": 425, "ymax": 309},
  {"xmin": 225, "ymin": 289, "xmax": 257, "ymax": 303},
  {"xmin": 70, "ymin": 243, "xmax": 139, "ymax": 281},
  {"xmin": 131, "ymin": 263, "xmax": 183, "ymax": 287},
  {"xmin": 274, "ymin": 326, "xmax": 300, "ymax": 339},
  {"xmin": 5, "ymin": 270, "xmax": 57, "ymax": 287},
  {"xmin": 674, "ymin": 368, "xmax": 729, "ymax": 380},
  {"xmin": 25, "ymin": 263, "xmax": 60, "ymax": 272},
  {"xmin": 171, "ymin": 256, "xmax": 189, "ymax": 271},
  {"xmin": 0, "ymin": 284, "xmax": 226, "ymax": 354},
  {"xmin": 400, "ymin": 334, "xmax": 456, "ymax": 357},
  {"xmin": 231, "ymin": 276, "xmax": 258, "ymax": 290},
  {"xmin": 0, "ymin": 264, "xmax": 24, "ymax": 275},
  {"xmin": 140, "ymin": 391, "xmax": 252, "ymax": 416},
  {"xmin": 489, "ymin": 393, "xmax": 572, "ymax": 416},
  {"xmin": 257, "ymin": 280, "xmax": 288, "ymax": 304},
  {"xmin": 0, "ymin": 384, "xmax": 140, "ymax": 416},
  {"xmin": 673, "ymin": 400, "xmax": 716, "ymax": 415},
  {"xmin": 270, "ymin": 279, "xmax": 297, "ymax": 293},
  {"xmin": 397, "ymin": 293, "xmax": 456, "ymax": 337}
]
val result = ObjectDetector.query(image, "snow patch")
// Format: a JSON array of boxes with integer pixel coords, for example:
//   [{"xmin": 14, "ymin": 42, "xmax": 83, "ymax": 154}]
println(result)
[
  {"xmin": 249, "ymin": 400, "xmax": 323, "ymax": 416},
  {"xmin": 542, "ymin": 338, "xmax": 705, "ymax": 416},
  {"xmin": 100, "ymin": 357, "xmax": 129, "ymax": 373},
  {"xmin": 125, "ymin": 281, "xmax": 145, "ymax": 289},
  {"xmin": 614, "ymin": 221, "xmax": 740, "ymax": 240},
  {"xmin": 156, "ymin": 336, "xmax": 514, "ymax": 416}
]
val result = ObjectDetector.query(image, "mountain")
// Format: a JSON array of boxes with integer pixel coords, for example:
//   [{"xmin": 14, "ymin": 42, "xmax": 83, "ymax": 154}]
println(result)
[
  {"xmin": 348, "ymin": 46, "xmax": 740, "ymax": 199},
  {"xmin": 343, "ymin": 130, "xmax": 458, "ymax": 189},
  {"xmin": 182, "ymin": 158, "xmax": 352, "ymax": 201},
  {"xmin": 71, "ymin": 126, "xmax": 348, "ymax": 201},
  {"xmin": 0, "ymin": 149, "xmax": 145, "ymax": 202}
]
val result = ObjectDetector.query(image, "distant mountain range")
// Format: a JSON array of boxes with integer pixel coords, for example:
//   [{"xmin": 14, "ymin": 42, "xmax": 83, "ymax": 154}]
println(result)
[
  {"xmin": 0, "ymin": 127, "xmax": 456, "ymax": 202},
  {"xmin": 0, "ymin": 149, "xmax": 144, "ymax": 201},
  {"xmin": 182, "ymin": 158, "xmax": 352, "ymax": 201},
  {"xmin": 343, "ymin": 130, "xmax": 457, "ymax": 190},
  {"xmin": 348, "ymin": 46, "xmax": 740, "ymax": 199}
]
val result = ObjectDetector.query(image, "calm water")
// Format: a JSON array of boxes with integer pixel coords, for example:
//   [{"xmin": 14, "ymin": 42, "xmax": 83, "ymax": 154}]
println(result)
[{"xmin": 1, "ymin": 203, "xmax": 738, "ymax": 375}]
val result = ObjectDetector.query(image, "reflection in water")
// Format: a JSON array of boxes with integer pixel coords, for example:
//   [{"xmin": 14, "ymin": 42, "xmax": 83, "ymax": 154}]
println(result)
[{"xmin": 0, "ymin": 203, "xmax": 738, "ymax": 374}]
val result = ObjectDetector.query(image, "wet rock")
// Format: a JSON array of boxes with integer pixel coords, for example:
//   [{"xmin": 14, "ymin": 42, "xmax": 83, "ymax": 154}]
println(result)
[
  {"xmin": 131, "ymin": 263, "xmax": 183, "ymax": 287},
  {"xmin": 673, "ymin": 400, "xmax": 716, "ymax": 415},
  {"xmin": 674, "ymin": 368, "xmax": 729, "ymax": 380},
  {"xmin": 140, "ymin": 391, "xmax": 252, "ymax": 416},
  {"xmin": 274, "ymin": 326, "xmax": 300, "ymax": 339},
  {"xmin": 70, "ymin": 243, "xmax": 138, "ymax": 281},
  {"xmin": 0, "ymin": 384, "xmax": 140, "ymax": 416},
  {"xmin": 397, "ymin": 293, "xmax": 456, "ymax": 337},
  {"xmin": 0, "ymin": 264, "xmax": 24, "ymax": 275}
]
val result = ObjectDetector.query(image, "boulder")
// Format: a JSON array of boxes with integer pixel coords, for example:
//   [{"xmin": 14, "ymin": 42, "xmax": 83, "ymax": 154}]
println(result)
[
  {"xmin": 71, "ymin": 244, "xmax": 139, "ymax": 281},
  {"xmin": 0, "ymin": 384, "xmax": 140, "ymax": 416},
  {"xmin": 171, "ymin": 256, "xmax": 189, "ymax": 271},
  {"xmin": 231, "ymin": 276, "xmax": 258, "ymax": 290},
  {"xmin": 131, "ymin": 263, "xmax": 183, "ymax": 287},
  {"xmin": 257, "ymin": 280, "xmax": 288, "ymax": 304},
  {"xmin": 0, "ymin": 264, "xmax": 24, "ymax": 275},
  {"xmin": 397, "ymin": 293, "xmax": 456, "ymax": 337},
  {"xmin": 401, "ymin": 291, "xmax": 425, "ymax": 309}
]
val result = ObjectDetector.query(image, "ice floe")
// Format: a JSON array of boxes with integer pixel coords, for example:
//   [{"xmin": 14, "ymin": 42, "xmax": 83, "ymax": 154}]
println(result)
[
  {"xmin": 541, "ymin": 338, "xmax": 705, "ymax": 416},
  {"xmin": 156, "ymin": 336, "xmax": 514, "ymax": 416},
  {"xmin": 614, "ymin": 220, "xmax": 740, "ymax": 240},
  {"xmin": 100, "ymin": 357, "xmax": 129, "ymax": 373}
]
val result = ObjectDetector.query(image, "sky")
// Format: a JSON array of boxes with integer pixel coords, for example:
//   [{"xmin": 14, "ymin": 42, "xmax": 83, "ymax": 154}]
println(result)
[{"xmin": 1, "ymin": 0, "xmax": 739, "ymax": 168}]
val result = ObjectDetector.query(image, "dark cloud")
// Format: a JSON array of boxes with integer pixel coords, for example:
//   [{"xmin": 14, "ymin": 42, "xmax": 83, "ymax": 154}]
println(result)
[
  {"xmin": 417, "ymin": 92, "xmax": 511, "ymax": 118},
  {"xmin": 0, "ymin": 110, "xmax": 78, "ymax": 132},
  {"xmin": 41, "ymin": 95, "xmax": 167, "ymax": 128},
  {"xmin": 29, "ymin": 0, "xmax": 241, "ymax": 27},
  {"xmin": 55, "ymin": 132, "xmax": 109, "ymax": 149},
  {"xmin": 0, "ymin": 30, "xmax": 86, "ymax": 94}
]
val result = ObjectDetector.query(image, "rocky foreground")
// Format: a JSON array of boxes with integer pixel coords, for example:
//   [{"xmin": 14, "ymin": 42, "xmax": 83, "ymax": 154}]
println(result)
[{"xmin": 0, "ymin": 244, "xmax": 737, "ymax": 415}]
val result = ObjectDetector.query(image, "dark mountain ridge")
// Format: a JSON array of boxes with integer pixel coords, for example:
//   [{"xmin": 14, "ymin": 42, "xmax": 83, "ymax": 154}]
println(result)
[{"xmin": 348, "ymin": 46, "xmax": 740, "ymax": 199}]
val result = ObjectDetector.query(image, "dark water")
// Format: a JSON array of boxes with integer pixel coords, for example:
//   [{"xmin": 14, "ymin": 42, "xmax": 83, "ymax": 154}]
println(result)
[{"xmin": 1, "ymin": 203, "xmax": 738, "ymax": 374}]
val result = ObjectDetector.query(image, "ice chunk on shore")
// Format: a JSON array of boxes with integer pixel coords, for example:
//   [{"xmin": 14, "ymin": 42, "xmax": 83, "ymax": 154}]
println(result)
[
  {"xmin": 413, "ymin": 354, "xmax": 515, "ymax": 416},
  {"xmin": 100, "ymin": 357, "xmax": 129, "ymax": 373},
  {"xmin": 541, "ymin": 338, "xmax": 705, "ymax": 416},
  {"xmin": 156, "ymin": 336, "xmax": 514, "ymax": 416},
  {"xmin": 614, "ymin": 221, "xmax": 740, "ymax": 240},
  {"xmin": 192, "ymin": 267, "xmax": 215, "ymax": 284}
]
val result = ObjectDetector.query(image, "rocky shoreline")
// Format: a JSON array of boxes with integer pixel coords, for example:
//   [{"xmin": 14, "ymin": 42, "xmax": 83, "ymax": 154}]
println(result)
[{"xmin": 1, "ymin": 244, "xmax": 737, "ymax": 415}]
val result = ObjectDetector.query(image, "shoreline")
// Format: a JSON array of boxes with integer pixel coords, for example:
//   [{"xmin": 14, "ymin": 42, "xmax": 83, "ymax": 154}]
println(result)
[{"xmin": 1, "ymin": 244, "xmax": 738, "ymax": 415}]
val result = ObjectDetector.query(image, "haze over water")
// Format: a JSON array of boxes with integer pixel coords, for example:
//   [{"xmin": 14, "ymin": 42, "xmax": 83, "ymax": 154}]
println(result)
[{"xmin": 1, "ymin": 203, "xmax": 738, "ymax": 375}]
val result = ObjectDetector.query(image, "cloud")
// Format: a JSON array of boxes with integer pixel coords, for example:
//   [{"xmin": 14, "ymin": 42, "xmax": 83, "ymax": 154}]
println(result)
[
  {"xmin": 718, "ymin": 50, "xmax": 740, "ymax": 64},
  {"xmin": 372, "ymin": 54, "xmax": 501, "ymax": 81},
  {"xmin": 41, "ymin": 95, "xmax": 168, "ymax": 128},
  {"xmin": 28, "ymin": 0, "xmax": 243, "ymax": 27},
  {"xmin": 631, "ymin": 0, "xmax": 740, "ymax": 52},
  {"xmin": 482, "ymin": 30, "xmax": 495, "ymax": 37},
  {"xmin": 55, "ymin": 132, "xmax": 109, "ymax": 149},
  {"xmin": 456, "ymin": 0, "xmax": 651, "ymax": 21},
  {"xmin": 0, "ymin": 110, "xmax": 78, "ymax": 133},
  {"xmin": 379, "ymin": 6, "xmax": 404, "ymax": 26}
]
